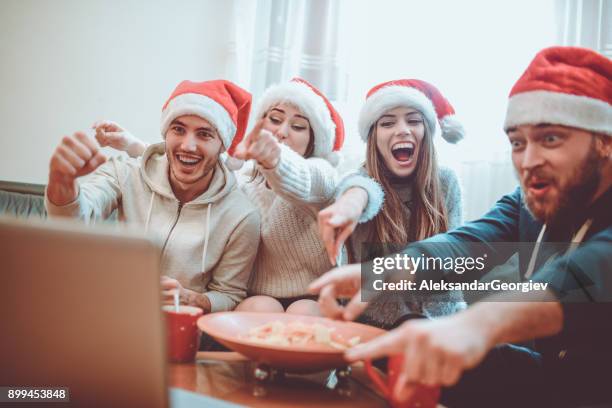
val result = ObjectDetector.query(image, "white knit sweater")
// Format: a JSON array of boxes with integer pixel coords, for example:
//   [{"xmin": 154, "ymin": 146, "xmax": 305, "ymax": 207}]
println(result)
[{"xmin": 240, "ymin": 144, "xmax": 382, "ymax": 298}]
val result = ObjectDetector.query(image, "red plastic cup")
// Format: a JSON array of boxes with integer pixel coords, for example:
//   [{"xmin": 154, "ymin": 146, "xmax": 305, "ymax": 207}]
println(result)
[
  {"xmin": 365, "ymin": 354, "xmax": 440, "ymax": 408},
  {"xmin": 162, "ymin": 305, "xmax": 203, "ymax": 363}
]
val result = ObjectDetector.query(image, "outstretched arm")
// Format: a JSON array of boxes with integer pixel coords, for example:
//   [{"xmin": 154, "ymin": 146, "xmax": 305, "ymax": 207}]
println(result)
[
  {"xmin": 345, "ymin": 291, "xmax": 562, "ymax": 402},
  {"xmin": 318, "ymin": 170, "xmax": 385, "ymax": 264},
  {"xmin": 234, "ymin": 119, "xmax": 338, "ymax": 205}
]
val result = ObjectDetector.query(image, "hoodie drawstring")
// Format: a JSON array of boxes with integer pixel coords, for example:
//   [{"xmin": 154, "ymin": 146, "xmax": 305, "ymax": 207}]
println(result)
[
  {"xmin": 144, "ymin": 190, "xmax": 212, "ymax": 272},
  {"xmin": 145, "ymin": 191, "xmax": 156, "ymax": 233},
  {"xmin": 525, "ymin": 219, "xmax": 593, "ymax": 278},
  {"xmin": 201, "ymin": 203, "xmax": 212, "ymax": 272}
]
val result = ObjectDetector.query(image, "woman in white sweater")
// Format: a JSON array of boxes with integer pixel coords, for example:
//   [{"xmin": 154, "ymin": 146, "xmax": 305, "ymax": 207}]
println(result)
[
  {"xmin": 231, "ymin": 78, "xmax": 350, "ymax": 315},
  {"xmin": 95, "ymin": 78, "xmax": 382, "ymax": 316}
]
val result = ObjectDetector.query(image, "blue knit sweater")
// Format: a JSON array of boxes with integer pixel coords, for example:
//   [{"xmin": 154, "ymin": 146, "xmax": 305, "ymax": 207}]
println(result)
[{"xmin": 336, "ymin": 165, "xmax": 466, "ymax": 327}]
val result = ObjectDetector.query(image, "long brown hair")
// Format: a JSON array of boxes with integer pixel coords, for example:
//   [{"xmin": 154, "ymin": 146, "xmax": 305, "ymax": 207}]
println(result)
[{"xmin": 361, "ymin": 117, "xmax": 448, "ymax": 253}]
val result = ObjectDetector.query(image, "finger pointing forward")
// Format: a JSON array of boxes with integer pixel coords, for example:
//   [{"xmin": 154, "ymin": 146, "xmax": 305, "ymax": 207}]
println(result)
[{"xmin": 235, "ymin": 119, "xmax": 264, "ymax": 160}]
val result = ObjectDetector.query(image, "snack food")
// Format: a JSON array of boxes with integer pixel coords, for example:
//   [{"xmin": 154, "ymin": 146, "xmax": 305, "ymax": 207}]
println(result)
[{"xmin": 245, "ymin": 321, "xmax": 360, "ymax": 350}]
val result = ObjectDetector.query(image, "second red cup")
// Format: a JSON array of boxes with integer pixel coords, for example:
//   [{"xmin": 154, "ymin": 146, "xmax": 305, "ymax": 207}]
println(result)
[{"xmin": 365, "ymin": 354, "xmax": 441, "ymax": 408}]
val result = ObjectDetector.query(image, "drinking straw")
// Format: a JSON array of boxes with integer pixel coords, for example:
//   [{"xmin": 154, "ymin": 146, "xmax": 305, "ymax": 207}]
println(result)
[{"xmin": 173, "ymin": 290, "xmax": 179, "ymax": 313}]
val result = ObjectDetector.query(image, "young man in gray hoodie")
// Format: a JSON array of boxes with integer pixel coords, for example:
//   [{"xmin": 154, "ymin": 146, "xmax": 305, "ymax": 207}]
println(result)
[{"xmin": 45, "ymin": 80, "xmax": 261, "ymax": 314}]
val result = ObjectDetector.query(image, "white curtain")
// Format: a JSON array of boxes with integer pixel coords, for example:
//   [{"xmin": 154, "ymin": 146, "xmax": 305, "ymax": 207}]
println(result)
[
  {"xmin": 557, "ymin": 0, "xmax": 612, "ymax": 56},
  {"xmin": 225, "ymin": 0, "xmax": 345, "ymax": 102}
]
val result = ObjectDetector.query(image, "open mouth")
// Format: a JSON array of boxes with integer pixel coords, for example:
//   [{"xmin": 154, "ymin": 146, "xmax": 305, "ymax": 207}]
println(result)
[
  {"xmin": 391, "ymin": 142, "xmax": 416, "ymax": 163},
  {"xmin": 176, "ymin": 154, "xmax": 202, "ymax": 167},
  {"xmin": 527, "ymin": 178, "xmax": 553, "ymax": 196}
]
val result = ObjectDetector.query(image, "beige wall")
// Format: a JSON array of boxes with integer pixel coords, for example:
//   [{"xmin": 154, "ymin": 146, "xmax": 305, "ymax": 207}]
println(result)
[{"xmin": 0, "ymin": 0, "xmax": 233, "ymax": 184}]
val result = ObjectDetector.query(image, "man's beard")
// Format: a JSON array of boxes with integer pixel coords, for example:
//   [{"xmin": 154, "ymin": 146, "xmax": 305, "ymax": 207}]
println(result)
[{"xmin": 521, "ymin": 142, "xmax": 602, "ymax": 229}]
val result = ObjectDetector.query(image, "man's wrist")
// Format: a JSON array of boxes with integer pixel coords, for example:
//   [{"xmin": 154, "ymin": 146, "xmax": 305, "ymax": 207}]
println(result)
[
  {"xmin": 46, "ymin": 175, "xmax": 79, "ymax": 206},
  {"xmin": 183, "ymin": 288, "xmax": 211, "ymax": 313},
  {"xmin": 459, "ymin": 305, "xmax": 499, "ymax": 349},
  {"xmin": 464, "ymin": 290, "xmax": 563, "ymax": 347}
]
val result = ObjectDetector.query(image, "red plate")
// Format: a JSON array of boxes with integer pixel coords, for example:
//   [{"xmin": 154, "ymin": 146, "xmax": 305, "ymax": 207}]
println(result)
[{"xmin": 198, "ymin": 312, "xmax": 386, "ymax": 373}]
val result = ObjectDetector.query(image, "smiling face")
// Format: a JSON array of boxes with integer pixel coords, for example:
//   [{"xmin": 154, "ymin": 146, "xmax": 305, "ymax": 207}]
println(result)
[
  {"xmin": 263, "ymin": 102, "xmax": 313, "ymax": 157},
  {"xmin": 508, "ymin": 124, "xmax": 611, "ymax": 226},
  {"xmin": 374, "ymin": 106, "xmax": 426, "ymax": 178},
  {"xmin": 164, "ymin": 115, "xmax": 224, "ymax": 201}
]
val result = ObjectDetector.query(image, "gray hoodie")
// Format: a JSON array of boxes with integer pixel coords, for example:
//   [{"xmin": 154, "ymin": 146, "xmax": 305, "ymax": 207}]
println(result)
[{"xmin": 45, "ymin": 142, "xmax": 261, "ymax": 312}]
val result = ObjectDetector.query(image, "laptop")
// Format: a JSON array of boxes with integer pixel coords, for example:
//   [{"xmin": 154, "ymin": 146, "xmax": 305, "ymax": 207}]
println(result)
[{"xmin": 0, "ymin": 216, "xmax": 240, "ymax": 407}]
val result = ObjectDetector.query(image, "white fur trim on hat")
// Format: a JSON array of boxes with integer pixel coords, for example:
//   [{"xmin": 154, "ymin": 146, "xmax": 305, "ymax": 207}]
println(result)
[
  {"xmin": 160, "ymin": 93, "xmax": 237, "ymax": 148},
  {"xmin": 254, "ymin": 81, "xmax": 336, "ymax": 160},
  {"xmin": 358, "ymin": 86, "xmax": 437, "ymax": 142},
  {"xmin": 504, "ymin": 90, "xmax": 612, "ymax": 136}
]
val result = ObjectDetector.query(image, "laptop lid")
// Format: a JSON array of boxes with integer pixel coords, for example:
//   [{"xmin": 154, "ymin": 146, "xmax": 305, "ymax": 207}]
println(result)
[{"xmin": 0, "ymin": 217, "xmax": 168, "ymax": 407}]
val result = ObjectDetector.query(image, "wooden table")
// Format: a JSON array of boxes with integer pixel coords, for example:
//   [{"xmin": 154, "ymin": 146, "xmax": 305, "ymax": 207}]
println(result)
[{"xmin": 169, "ymin": 351, "xmax": 387, "ymax": 407}]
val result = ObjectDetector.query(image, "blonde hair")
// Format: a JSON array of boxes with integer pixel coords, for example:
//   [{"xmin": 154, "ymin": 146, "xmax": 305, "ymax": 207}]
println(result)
[{"xmin": 249, "ymin": 109, "xmax": 315, "ymax": 183}]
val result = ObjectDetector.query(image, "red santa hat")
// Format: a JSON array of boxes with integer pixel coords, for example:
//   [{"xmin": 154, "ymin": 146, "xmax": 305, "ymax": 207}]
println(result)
[
  {"xmin": 160, "ymin": 80, "xmax": 252, "ymax": 156},
  {"xmin": 254, "ymin": 77, "xmax": 345, "ymax": 166},
  {"xmin": 358, "ymin": 79, "xmax": 465, "ymax": 144},
  {"xmin": 504, "ymin": 46, "xmax": 612, "ymax": 136}
]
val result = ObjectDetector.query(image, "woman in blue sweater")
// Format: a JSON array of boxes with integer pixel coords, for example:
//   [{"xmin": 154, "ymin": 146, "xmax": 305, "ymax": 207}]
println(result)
[{"xmin": 318, "ymin": 79, "xmax": 466, "ymax": 328}]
